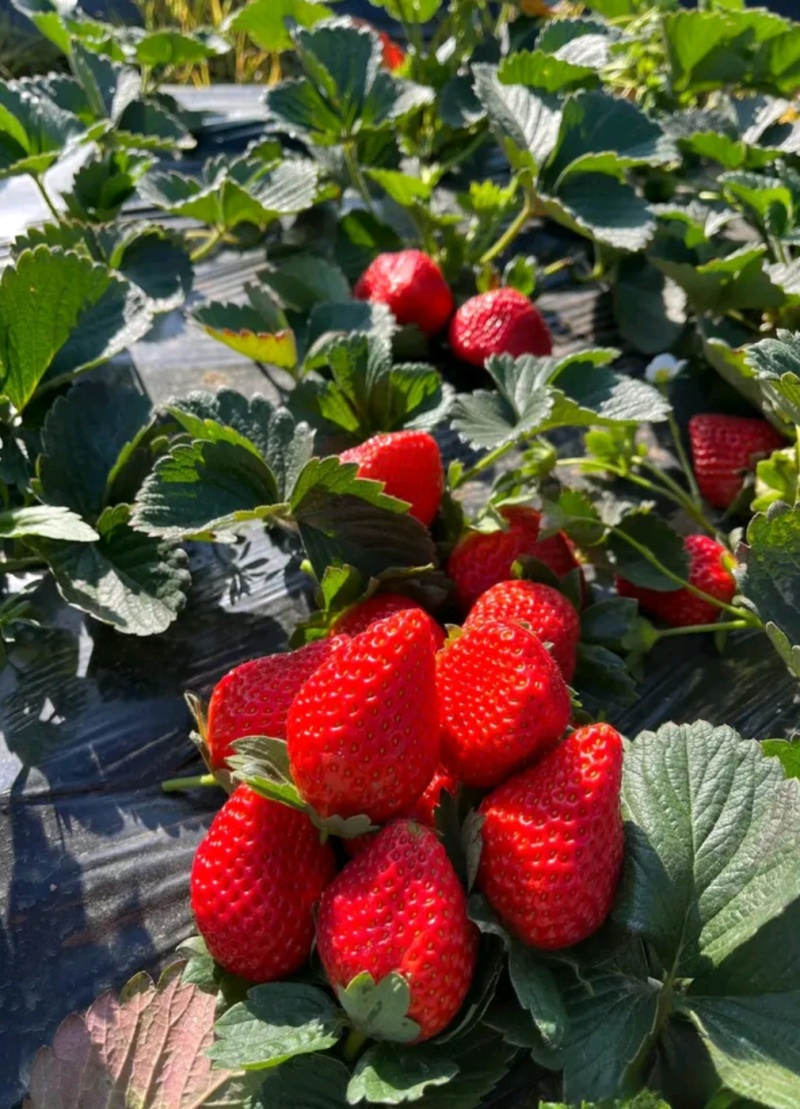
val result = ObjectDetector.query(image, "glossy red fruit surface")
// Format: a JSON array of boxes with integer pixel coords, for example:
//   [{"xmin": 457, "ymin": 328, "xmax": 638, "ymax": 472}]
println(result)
[
  {"xmin": 689, "ymin": 413, "xmax": 784, "ymax": 509},
  {"xmin": 332, "ymin": 592, "xmax": 446, "ymax": 650},
  {"xmin": 191, "ymin": 785, "xmax": 336, "ymax": 982},
  {"xmin": 316, "ymin": 820, "xmax": 478, "ymax": 1041},
  {"xmin": 340, "ymin": 429, "xmax": 444, "ymax": 528},
  {"xmin": 437, "ymin": 619, "xmax": 571, "ymax": 789},
  {"xmin": 205, "ymin": 638, "xmax": 346, "ymax": 770},
  {"xmin": 287, "ymin": 609, "xmax": 440, "ymax": 823},
  {"xmin": 465, "ymin": 579, "xmax": 580, "ymax": 680},
  {"xmin": 447, "ymin": 506, "xmax": 581, "ymax": 612},
  {"xmin": 477, "ymin": 723, "xmax": 624, "ymax": 950},
  {"xmin": 354, "ymin": 250, "xmax": 453, "ymax": 336},
  {"xmin": 616, "ymin": 534, "xmax": 736, "ymax": 627},
  {"xmin": 448, "ymin": 288, "xmax": 552, "ymax": 366}
]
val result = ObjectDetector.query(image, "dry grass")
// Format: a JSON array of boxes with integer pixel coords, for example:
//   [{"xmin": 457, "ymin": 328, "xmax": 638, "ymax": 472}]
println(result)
[{"xmin": 135, "ymin": 0, "xmax": 273, "ymax": 84}]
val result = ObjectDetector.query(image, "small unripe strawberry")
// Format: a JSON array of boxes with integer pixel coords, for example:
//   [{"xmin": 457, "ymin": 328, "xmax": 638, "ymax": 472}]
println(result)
[
  {"xmin": 205, "ymin": 639, "xmax": 346, "ymax": 770},
  {"xmin": 616, "ymin": 534, "xmax": 735, "ymax": 627},
  {"xmin": 191, "ymin": 785, "xmax": 336, "ymax": 982},
  {"xmin": 354, "ymin": 250, "xmax": 453, "ymax": 336},
  {"xmin": 449, "ymin": 288, "xmax": 552, "ymax": 366},
  {"xmin": 340, "ymin": 429, "xmax": 444, "ymax": 528},
  {"xmin": 477, "ymin": 723, "xmax": 624, "ymax": 950},
  {"xmin": 689, "ymin": 413, "xmax": 784, "ymax": 509},
  {"xmin": 465, "ymin": 579, "xmax": 580, "ymax": 680},
  {"xmin": 447, "ymin": 506, "xmax": 581, "ymax": 612},
  {"xmin": 287, "ymin": 609, "xmax": 440, "ymax": 823},
  {"xmin": 436, "ymin": 619, "xmax": 571, "ymax": 789},
  {"xmin": 316, "ymin": 820, "xmax": 478, "ymax": 1041}
]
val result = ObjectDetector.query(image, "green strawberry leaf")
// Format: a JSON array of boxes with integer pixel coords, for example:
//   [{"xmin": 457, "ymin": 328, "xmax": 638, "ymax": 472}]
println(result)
[
  {"xmin": 472, "ymin": 64, "xmax": 562, "ymax": 173},
  {"xmin": 616, "ymin": 720, "xmax": 800, "ymax": 976},
  {"xmin": 265, "ymin": 22, "xmax": 433, "ymax": 145},
  {"xmin": 290, "ymin": 457, "xmax": 438, "ymax": 582},
  {"xmin": 508, "ymin": 942, "xmax": 568, "ymax": 1050},
  {"xmin": 193, "ymin": 302, "xmax": 298, "ymax": 370},
  {"xmin": 168, "ymin": 391, "xmax": 314, "ymax": 502},
  {"xmin": 0, "ymin": 79, "xmax": 84, "ymax": 179},
  {"xmin": 497, "ymin": 50, "xmax": 600, "ymax": 95},
  {"xmin": 227, "ymin": 0, "xmax": 335, "ymax": 54},
  {"xmin": 0, "ymin": 246, "xmax": 154, "ymax": 412},
  {"xmin": 337, "ymin": 972, "xmax": 420, "ymax": 1044},
  {"xmin": 366, "ymin": 0, "xmax": 440, "ymax": 22},
  {"xmin": 743, "ymin": 329, "xmax": 800, "ymax": 425},
  {"xmin": 580, "ymin": 598, "xmax": 640, "ymax": 650},
  {"xmin": 208, "ymin": 982, "xmax": 346, "ymax": 1070},
  {"xmin": 347, "ymin": 1042, "xmax": 459, "ymax": 1104},
  {"xmin": 739, "ymin": 501, "xmax": 800, "ymax": 654},
  {"xmin": 0, "ymin": 505, "xmax": 97, "ymax": 542},
  {"xmin": 38, "ymin": 504, "xmax": 190, "ymax": 636},
  {"xmin": 256, "ymin": 1054, "xmax": 351, "ymax": 1108},
  {"xmin": 553, "ymin": 932, "xmax": 660, "ymax": 1102},
  {"xmin": 141, "ymin": 155, "xmax": 319, "ymax": 233},
  {"xmin": 761, "ymin": 738, "xmax": 800, "ymax": 780},
  {"xmin": 541, "ymin": 1094, "xmax": 670, "ymax": 1109},
  {"xmin": 292, "ymin": 332, "xmax": 450, "ymax": 439},
  {"xmin": 539, "ymin": 174, "xmax": 656, "ymax": 252},
  {"xmin": 451, "ymin": 350, "xmax": 668, "ymax": 453},
  {"xmin": 613, "ymin": 256, "xmax": 687, "ymax": 357},
  {"xmin": 258, "ymin": 254, "xmax": 351, "ymax": 316},
  {"xmin": 403, "ymin": 1025, "xmax": 515, "ymax": 1108},
  {"xmin": 131, "ymin": 435, "xmax": 286, "ymax": 542},
  {"xmin": 680, "ymin": 993, "xmax": 800, "ymax": 1109},
  {"xmin": 542, "ymin": 90, "xmax": 677, "ymax": 189},
  {"xmin": 573, "ymin": 643, "xmax": 639, "ymax": 710},
  {"xmin": 608, "ymin": 511, "xmax": 687, "ymax": 591},
  {"xmin": 35, "ymin": 381, "xmax": 151, "ymax": 522},
  {"xmin": 653, "ymin": 245, "xmax": 785, "ymax": 317}
]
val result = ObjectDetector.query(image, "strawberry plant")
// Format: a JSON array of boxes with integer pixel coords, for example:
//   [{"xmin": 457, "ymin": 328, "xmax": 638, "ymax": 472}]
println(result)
[{"xmin": 3, "ymin": 1, "xmax": 800, "ymax": 1107}]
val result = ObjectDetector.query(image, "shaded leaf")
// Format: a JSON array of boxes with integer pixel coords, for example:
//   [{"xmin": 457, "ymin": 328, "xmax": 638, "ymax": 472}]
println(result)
[
  {"xmin": 348, "ymin": 1042, "xmax": 458, "ymax": 1104},
  {"xmin": 209, "ymin": 983, "xmax": 345, "ymax": 1070},
  {"xmin": 25, "ymin": 969, "xmax": 260, "ymax": 1108}
]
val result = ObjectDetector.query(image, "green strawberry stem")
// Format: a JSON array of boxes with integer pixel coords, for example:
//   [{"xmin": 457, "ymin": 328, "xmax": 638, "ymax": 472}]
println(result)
[
  {"xmin": 479, "ymin": 188, "xmax": 538, "ymax": 266},
  {"xmin": 655, "ymin": 619, "xmax": 751, "ymax": 640},
  {"xmin": 342, "ymin": 1028, "xmax": 368, "ymax": 1062},
  {"xmin": 453, "ymin": 441, "xmax": 516, "ymax": 487},
  {"xmin": 161, "ymin": 773, "xmax": 218, "ymax": 792},
  {"xmin": 612, "ymin": 528, "xmax": 760, "ymax": 625},
  {"xmin": 32, "ymin": 174, "xmax": 63, "ymax": 224},
  {"xmin": 190, "ymin": 228, "xmax": 225, "ymax": 264},
  {"xmin": 665, "ymin": 408, "xmax": 705, "ymax": 509},
  {"xmin": 343, "ymin": 142, "xmax": 376, "ymax": 215},
  {"xmin": 556, "ymin": 457, "xmax": 717, "ymax": 535}
]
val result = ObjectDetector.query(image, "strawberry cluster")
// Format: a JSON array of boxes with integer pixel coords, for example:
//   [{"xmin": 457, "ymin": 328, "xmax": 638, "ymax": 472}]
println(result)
[
  {"xmin": 354, "ymin": 250, "xmax": 553, "ymax": 362},
  {"xmin": 187, "ymin": 433, "xmax": 627, "ymax": 1047}
]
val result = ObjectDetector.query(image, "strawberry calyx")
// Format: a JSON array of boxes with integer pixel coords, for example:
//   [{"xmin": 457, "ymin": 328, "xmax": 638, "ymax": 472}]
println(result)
[
  {"xmin": 160, "ymin": 691, "xmax": 234, "ymax": 794},
  {"xmin": 336, "ymin": 971, "xmax": 420, "ymax": 1045},
  {"xmin": 226, "ymin": 735, "xmax": 378, "ymax": 842}
]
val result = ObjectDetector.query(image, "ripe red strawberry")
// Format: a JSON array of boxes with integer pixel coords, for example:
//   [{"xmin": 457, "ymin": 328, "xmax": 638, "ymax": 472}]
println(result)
[
  {"xmin": 331, "ymin": 592, "xmax": 446, "ymax": 650},
  {"xmin": 447, "ymin": 506, "xmax": 581, "ymax": 612},
  {"xmin": 354, "ymin": 250, "xmax": 453, "ymax": 336},
  {"xmin": 191, "ymin": 785, "xmax": 336, "ymax": 982},
  {"xmin": 448, "ymin": 288, "xmax": 552, "ymax": 366},
  {"xmin": 204, "ymin": 638, "xmax": 347, "ymax": 771},
  {"xmin": 344, "ymin": 765, "xmax": 457, "ymax": 857},
  {"xmin": 465, "ymin": 580, "xmax": 580, "ymax": 681},
  {"xmin": 316, "ymin": 820, "xmax": 478, "ymax": 1041},
  {"xmin": 287, "ymin": 609, "xmax": 440, "ymax": 823},
  {"xmin": 477, "ymin": 723, "xmax": 624, "ymax": 950},
  {"xmin": 408, "ymin": 765, "xmax": 457, "ymax": 825},
  {"xmin": 616, "ymin": 533, "xmax": 736, "ymax": 627},
  {"xmin": 379, "ymin": 30, "xmax": 405, "ymax": 70},
  {"xmin": 689, "ymin": 413, "xmax": 784, "ymax": 509},
  {"xmin": 340, "ymin": 429, "xmax": 444, "ymax": 528},
  {"xmin": 436, "ymin": 620, "xmax": 571, "ymax": 789}
]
